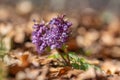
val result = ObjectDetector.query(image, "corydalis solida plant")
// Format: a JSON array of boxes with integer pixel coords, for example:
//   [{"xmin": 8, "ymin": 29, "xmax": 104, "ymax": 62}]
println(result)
[
  {"xmin": 32, "ymin": 15, "xmax": 72, "ymax": 53},
  {"xmin": 32, "ymin": 15, "xmax": 96, "ymax": 70}
]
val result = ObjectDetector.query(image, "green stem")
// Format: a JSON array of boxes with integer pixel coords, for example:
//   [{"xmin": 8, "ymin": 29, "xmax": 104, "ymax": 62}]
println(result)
[
  {"xmin": 58, "ymin": 52, "xmax": 68, "ymax": 65},
  {"xmin": 57, "ymin": 48, "xmax": 71, "ymax": 66},
  {"xmin": 64, "ymin": 48, "xmax": 71, "ymax": 66}
]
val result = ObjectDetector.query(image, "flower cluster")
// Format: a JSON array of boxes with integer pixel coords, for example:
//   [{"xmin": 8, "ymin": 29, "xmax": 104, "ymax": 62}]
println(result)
[{"xmin": 32, "ymin": 15, "xmax": 72, "ymax": 53}]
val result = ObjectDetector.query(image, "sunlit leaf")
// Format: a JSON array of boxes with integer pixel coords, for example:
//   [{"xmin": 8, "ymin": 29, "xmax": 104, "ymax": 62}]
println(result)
[
  {"xmin": 68, "ymin": 52, "xmax": 79, "ymax": 60},
  {"xmin": 78, "ymin": 58, "xmax": 86, "ymax": 64},
  {"xmin": 48, "ymin": 53, "xmax": 61, "ymax": 59}
]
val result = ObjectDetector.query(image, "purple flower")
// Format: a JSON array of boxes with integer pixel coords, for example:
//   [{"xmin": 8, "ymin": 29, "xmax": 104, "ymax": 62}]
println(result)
[{"xmin": 32, "ymin": 15, "xmax": 72, "ymax": 53}]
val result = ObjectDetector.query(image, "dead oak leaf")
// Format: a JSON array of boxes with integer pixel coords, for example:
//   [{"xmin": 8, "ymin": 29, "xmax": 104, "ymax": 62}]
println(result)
[
  {"xmin": 57, "ymin": 66, "xmax": 72, "ymax": 77},
  {"xmin": 18, "ymin": 53, "xmax": 30, "ymax": 67},
  {"xmin": 9, "ymin": 64, "xmax": 26, "ymax": 76}
]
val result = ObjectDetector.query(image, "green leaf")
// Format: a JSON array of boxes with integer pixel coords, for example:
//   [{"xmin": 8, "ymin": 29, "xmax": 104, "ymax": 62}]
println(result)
[
  {"xmin": 48, "ymin": 53, "xmax": 61, "ymax": 59},
  {"xmin": 94, "ymin": 65, "xmax": 101, "ymax": 71},
  {"xmin": 68, "ymin": 52, "xmax": 78, "ymax": 63},
  {"xmin": 62, "ymin": 44, "xmax": 68, "ymax": 50},
  {"xmin": 78, "ymin": 58, "xmax": 90, "ymax": 70},
  {"xmin": 0, "ymin": 40, "xmax": 7, "ymax": 58},
  {"xmin": 68, "ymin": 52, "xmax": 78, "ymax": 59},
  {"xmin": 85, "ymin": 50, "xmax": 92, "ymax": 56},
  {"xmin": 0, "ymin": 61, "xmax": 7, "ymax": 80},
  {"xmin": 71, "ymin": 63, "xmax": 80, "ymax": 69},
  {"xmin": 80, "ymin": 63, "xmax": 90, "ymax": 71},
  {"xmin": 68, "ymin": 52, "xmax": 91, "ymax": 70},
  {"xmin": 78, "ymin": 58, "xmax": 86, "ymax": 64},
  {"xmin": 46, "ymin": 47, "xmax": 51, "ymax": 52}
]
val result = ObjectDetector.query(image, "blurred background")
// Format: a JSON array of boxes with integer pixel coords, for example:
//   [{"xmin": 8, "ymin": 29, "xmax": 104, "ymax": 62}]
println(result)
[
  {"xmin": 0, "ymin": 0, "xmax": 120, "ymax": 58},
  {"xmin": 0, "ymin": 0, "xmax": 120, "ymax": 80}
]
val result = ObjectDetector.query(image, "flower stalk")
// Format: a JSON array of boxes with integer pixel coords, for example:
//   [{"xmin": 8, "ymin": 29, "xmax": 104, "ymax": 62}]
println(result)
[{"xmin": 57, "ymin": 48, "xmax": 71, "ymax": 66}]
